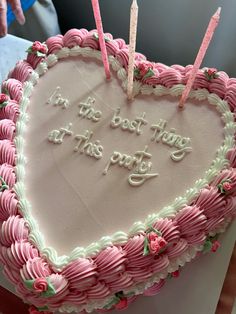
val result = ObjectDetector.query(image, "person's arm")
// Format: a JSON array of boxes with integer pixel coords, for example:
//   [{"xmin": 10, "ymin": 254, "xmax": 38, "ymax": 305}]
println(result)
[{"xmin": 0, "ymin": 0, "xmax": 25, "ymax": 37}]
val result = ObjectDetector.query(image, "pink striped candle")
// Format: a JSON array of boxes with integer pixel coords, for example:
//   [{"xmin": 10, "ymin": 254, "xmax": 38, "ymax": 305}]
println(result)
[
  {"xmin": 91, "ymin": 0, "xmax": 111, "ymax": 80},
  {"xmin": 179, "ymin": 7, "xmax": 221, "ymax": 109},
  {"xmin": 127, "ymin": 0, "xmax": 139, "ymax": 100}
]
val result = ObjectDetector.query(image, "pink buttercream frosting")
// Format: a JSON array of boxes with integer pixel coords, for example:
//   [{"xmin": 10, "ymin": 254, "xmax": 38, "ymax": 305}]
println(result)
[
  {"xmin": 166, "ymin": 238, "xmax": 189, "ymax": 259},
  {"xmin": 0, "ymin": 100, "xmax": 20, "ymax": 123},
  {"xmin": 94, "ymin": 246, "xmax": 127, "ymax": 282},
  {"xmin": 143, "ymin": 279, "xmax": 166, "ymax": 296},
  {"xmin": 8, "ymin": 61, "xmax": 33, "ymax": 83},
  {"xmin": 123, "ymin": 235, "xmax": 154, "ymax": 268},
  {"xmin": 194, "ymin": 186, "xmax": 226, "ymax": 218},
  {"xmin": 174, "ymin": 206, "xmax": 207, "ymax": 245},
  {"xmin": 0, "ymin": 215, "xmax": 28, "ymax": 246},
  {"xmin": 46, "ymin": 34, "xmax": 64, "ymax": 55},
  {"xmin": 0, "ymin": 140, "xmax": 16, "ymax": 165},
  {"xmin": 0, "ymin": 163, "xmax": 16, "ymax": 188},
  {"xmin": 0, "ymin": 240, "xmax": 38, "ymax": 269},
  {"xmin": 153, "ymin": 218, "xmax": 180, "ymax": 243},
  {"xmin": 1, "ymin": 79, "xmax": 23, "ymax": 102},
  {"xmin": 20, "ymin": 257, "xmax": 51, "ymax": 281},
  {"xmin": 0, "ymin": 190, "xmax": 18, "ymax": 221},
  {"xmin": 61, "ymin": 258, "xmax": 97, "ymax": 291},
  {"xmin": 0, "ymin": 119, "xmax": 16, "ymax": 141},
  {"xmin": 0, "ymin": 28, "xmax": 235, "ymax": 313}
]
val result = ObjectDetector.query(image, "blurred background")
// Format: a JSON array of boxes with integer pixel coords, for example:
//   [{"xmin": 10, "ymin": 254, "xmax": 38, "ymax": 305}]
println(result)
[{"xmin": 8, "ymin": 0, "xmax": 236, "ymax": 76}]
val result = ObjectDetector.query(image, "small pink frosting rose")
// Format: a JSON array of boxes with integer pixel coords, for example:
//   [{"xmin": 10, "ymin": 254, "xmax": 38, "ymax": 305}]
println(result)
[
  {"xmin": 211, "ymin": 240, "xmax": 220, "ymax": 252},
  {"xmin": 207, "ymin": 68, "xmax": 217, "ymax": 76},
  {"xmin": 171, "ymin": 270, "xmax": 180, "ymax": 278},
  {"xmin": 32, "ymin": 41, "xmax": 42, "ymax": 51},
  {"xmin": 31, "ymin": 41, "xmax": 48, "ymax": 54},
  {"xmin": 147, "ymin": 231, "xmax": 159, "ymax": 242},
  {"xmin": 148, "ymin": 238, "xmax": 160, "ymax": 255},
  {"xmin": 115, "ymin": 298, "xmax": 128, "ymax": 310},
  {"xmin": 0, "ymin": 93, "xmax": 8, "ymax": 104},
  {"xmin": 158, "ymin": 237, "xmax": 167, "ymax": 249},
  {"xmin": 33, "ymin": 277, "xmax": 48, "ymax": 293},
  {"xmin": 139, "ymin": 61, "xmax": 154, "ymax": 77},
  {"xmin": 222, "ymin": 181, "xmax": 232, "ymax": 191}
]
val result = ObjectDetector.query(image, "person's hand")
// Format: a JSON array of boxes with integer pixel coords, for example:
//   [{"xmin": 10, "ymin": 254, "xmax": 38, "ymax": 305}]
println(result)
[{"xmin": 0, "ymin": 0, "xmax": 25, "ymax": 37}]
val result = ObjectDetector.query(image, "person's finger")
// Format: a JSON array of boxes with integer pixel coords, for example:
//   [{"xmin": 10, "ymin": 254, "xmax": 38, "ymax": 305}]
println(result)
[
  {"xmin": 9, "ymin": 0, "xmax": 25, "ymax": 25},
  {"xmin": 0, "ymin": 0, "xmax": 7, "ymax": 37}
]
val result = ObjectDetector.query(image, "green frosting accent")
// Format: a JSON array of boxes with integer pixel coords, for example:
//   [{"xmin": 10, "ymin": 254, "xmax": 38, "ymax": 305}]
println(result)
[
  {"xmin": 93, "ymin": 32, "xmax": 110, "ymax": 42},
  {"xmin": 24, "ymin": 278, "xmax": 56, "ymax": 297},
  {"xmin": 26, "ymin": 47, "xmax": 46, "ymax": 57},
  {"xmin": 0, "ymin": 101, "xmax": 8, "ymax": 109},
  {"xmin": 217, "ymin": 179, "xmax": 232, "ymax": 194},
  {"xmin": 0, "ymin": 176, "xmax": 9, "ymax": 191},
  {"xmin": 24, "ymin": 279, "xmax": 34, "ymax": 290},
  {"xmin": 203, "ymin": 239, "xmax": 212, "ymax": 253},
  {"xmin": 41, "ymin": 279, "xmax": 56, "ymax": 297},
  {"xmin": 143, "ymin": 236, "xmax": 149, "ymax": 256},
  {"xmin": 103, "ymin": 296, "xmax": 120, "ymax": 309},
  {"xmin": 37, "ymin": 306, "xmax": 49, "ymax": 311},
  {"xmin": 143, "ymin": 68, "xmax": 155, "ymax": 79}
]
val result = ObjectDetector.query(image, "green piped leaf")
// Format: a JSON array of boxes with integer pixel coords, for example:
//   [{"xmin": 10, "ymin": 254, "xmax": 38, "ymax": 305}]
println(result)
[
  {"xmin": 203, "ymin": 240, "xmax": 212, "ymax": 253},
  {"xmin": 0, "ymin": 101, "xmax": 8, "ymax": 109},
  {"xmin": 134, "ymin": 68, "xmax": 141, "ymax": 79},
  {"xmin": 37, "ymin": 306, "xmax": 49, "ymax": 311},
  {"xmin": 143, "ymin": 68, "xmax": 155, "ymax": 79},
  {"xmin": 24, "ymin": 279, "xmax": 34, "ymax": 290},
  {"xmin": 103, "ymin": 296, "xmax": 120, "ymax": 309},
  {"xmin": 41, "ymin": 279, "xmax": 56, "ymax": 297},
  {"xmin": 143, "ymin": 236, "xmax": 150, "ymax": 256},
  {"xmin": 93, "ymin": 32, "xmax": 110, "ymax": 42},
  {"xmin": 0, "ymin": 176, "xmax": 9, "ymax": 191},
  {"xmin": 36, "ymin": 51, "xmax": 46, "ymax": 57}
]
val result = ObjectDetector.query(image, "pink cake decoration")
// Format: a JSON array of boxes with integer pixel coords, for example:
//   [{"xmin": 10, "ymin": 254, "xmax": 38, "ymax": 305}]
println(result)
[{"xmin": 0, "ymin": 29, "xmax": 235, "ymax": 313}]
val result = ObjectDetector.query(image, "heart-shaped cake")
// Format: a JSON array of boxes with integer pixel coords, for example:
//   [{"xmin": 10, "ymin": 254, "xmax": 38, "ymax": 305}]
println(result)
[{"xmin": 0, "ymin": 29, "xmax": 236, "ymax": 313}]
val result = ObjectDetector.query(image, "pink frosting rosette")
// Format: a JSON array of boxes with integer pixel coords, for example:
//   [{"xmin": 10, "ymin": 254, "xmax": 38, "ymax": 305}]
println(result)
[
  {"xmin": 0, "ymin": 99, "xmax": 20, "ymax": 123},
  {"xmin": 46, "ymin": 34, "xmax": 64, "ymax": 54},
  {"xmin": 20, "ymin": 257, "xmax": 51, "ymax": 281},
  {"xmin": 62, "ymin": 258, "xmax": 97, "ymax": 291},
  {"xmin": 151, "ymin": 254, "xmax": 169, "ymax": 273},
  {"xmin": 63, "ymin": 29, "xmax": 85, "ymax": 48},
  {"xmin": 106, "ymin": 272, "xmax": 134, "ymax": 292},
  {"xmin": 94, "ymin": 246, "xmax": 127, "ymax": 282},
  {"xmin": 0, "ymin": 215, "xmax": 29, "ymax": 246},
  {"xmin": 152, "ymin": 218, "xmax": 180, "ymax": 243},
  {"xmin": 8, "ymin": 60, "xmax": 33, "ymax": 83},
  {"xmin": 194, "ymin": 186, "xmax": 226, "ymax": 218},
  {"xmin": 1, "ymin": 240, "xmax": 38, "ymax": 269},
  {"xmin": 87, "ymin": 281, "xmax": 111, "ymax": 300},
  {"xmin": 0, "ymin": 140, "xmax": 16, "ymax": 165},
  {"xmin": 0, "ymin": 119, "xmax": 16, "ymax": 141},
  {"xmin": 173, "ymin": 206, "xmax": 207, "ymax": 245},
  {"xmin": 166, "ymin": 238, "xmax": 189, "ymax": 259},
  {"xmin": 1, "ymin": 79, "xmax": 23, "ymax": 102},
  {"xmin": 143, "ymin": 279, "xmax": 166, "ymax": 296},
  {"xmin": 123, "ymin": 234, "xmax": 154, "ymax": 268},
  {"xmin": 0, "ymin": 189, "xmax": 18, "ymax": 222},
  {"xmin": 208, "ymin": 71, "xmax": 228, "ymax": 99},
  {"xmin": 0, "ymin": 163, "xmax": 16, "ymax": 188}
]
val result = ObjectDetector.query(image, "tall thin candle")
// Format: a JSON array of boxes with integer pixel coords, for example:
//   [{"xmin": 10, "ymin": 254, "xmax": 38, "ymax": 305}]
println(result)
[
  {"xmin": 91, "ymin": 0, "xmax": 111, "ymax": 80},
  {"xmin": 127, "ymin": 0, "xmax": 139, "ymax": 100},
  {"xmin": 179, "ymin": 7, "xmax": 221, "ymax": 109}
]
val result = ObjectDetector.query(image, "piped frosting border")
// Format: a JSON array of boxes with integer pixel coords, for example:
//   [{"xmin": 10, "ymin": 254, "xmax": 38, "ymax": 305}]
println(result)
[{"xmin": 0, "ymin": 29, "xmax": 236, "ymax": 313}]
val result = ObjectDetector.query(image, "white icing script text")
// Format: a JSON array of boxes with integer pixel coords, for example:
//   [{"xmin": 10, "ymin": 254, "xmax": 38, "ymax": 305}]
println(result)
[
  {"xmin": 103, "ymin": 146, "xmax": 158, "ymax": 186},
  {"xmin": 150, "ymin": 119, "xmax": 192, "ymax": 161}
]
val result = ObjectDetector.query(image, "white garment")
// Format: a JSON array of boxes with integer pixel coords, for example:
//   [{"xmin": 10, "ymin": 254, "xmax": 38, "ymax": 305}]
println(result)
[{"xmin": 8, "ymin": 0, "xmax": 60, "ymax": 41}]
